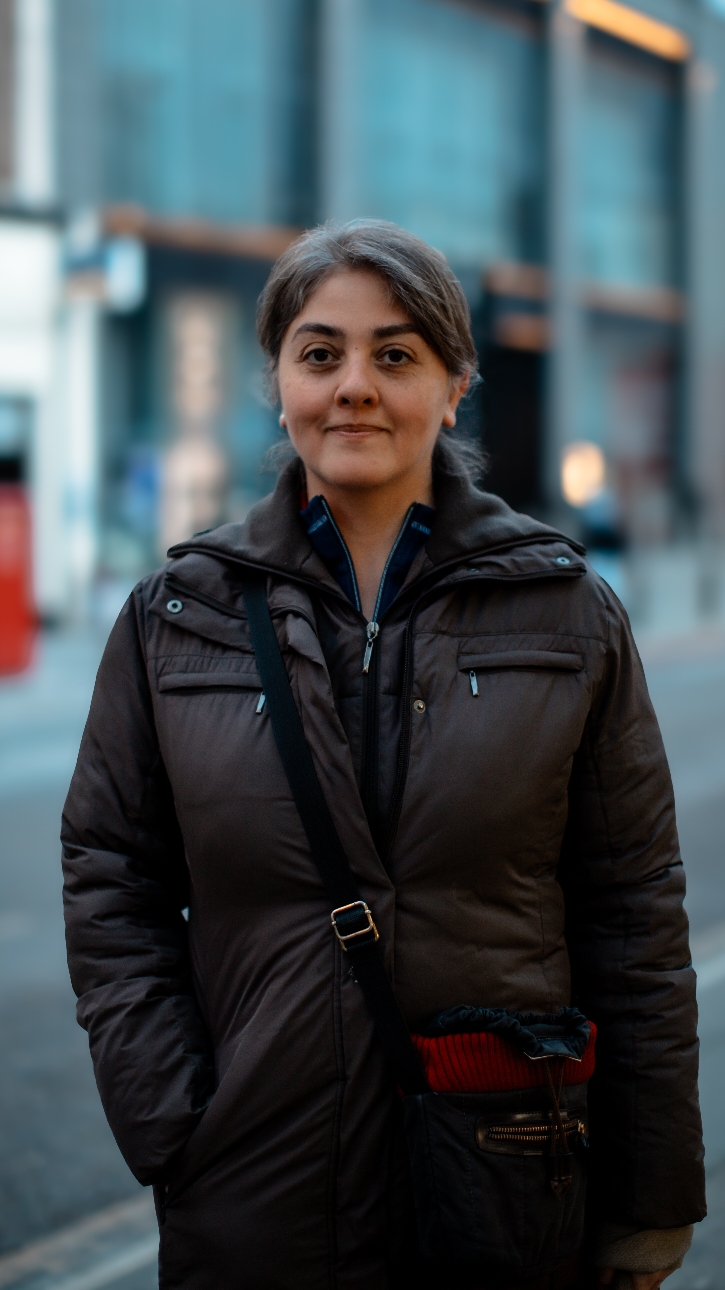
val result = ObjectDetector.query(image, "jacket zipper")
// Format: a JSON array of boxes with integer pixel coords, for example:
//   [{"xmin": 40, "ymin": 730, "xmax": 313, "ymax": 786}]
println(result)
[
  {"xmin": 312, "ymin": 497, "xmax": 406, "ymax": 836},
  {"xmin": 361, "ymin": 633, "xmax": 380, "ymax": 840},
  {"xmin": 292, "ymin": 497, "xmax": 417, "ymax": 674},
  {"xmin": 302, "ymin": 504, "xmax": 416, "ymax": 845},
  {"xmin": 361, "ymin": 507, "xmax": 414, "ymax": 675},
  {"xmin": 357, "ymin": 507, "xmax": 415, "ymax": 845},
  {"xmin": 362, "ymin": 621, "xmax": 379, "ymax": 674}
]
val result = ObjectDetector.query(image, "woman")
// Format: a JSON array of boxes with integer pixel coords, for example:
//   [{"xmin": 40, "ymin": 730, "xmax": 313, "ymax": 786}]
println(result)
[{"xmin": 62, "ymin": 221, "xmax": 704, "ymax": 1290}]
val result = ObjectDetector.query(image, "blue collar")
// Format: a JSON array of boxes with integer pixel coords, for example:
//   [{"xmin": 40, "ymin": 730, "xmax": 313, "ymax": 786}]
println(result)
[{"xmin": 299, "ymin": 495, "xmax": 435, "ymax": 620}]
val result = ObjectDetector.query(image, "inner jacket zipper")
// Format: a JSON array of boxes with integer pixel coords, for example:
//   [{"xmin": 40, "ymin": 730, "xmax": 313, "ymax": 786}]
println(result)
[
  {"xmin": 315, "ymin": 502, "xmax": 417, "ymax": 847},
  {"xmin": 362, "ymin": 509, "xmax": 414, "ymax": 674},
  {"xmin": 315, "ymin": 497, "xmax": 416, "ymax": 676}
]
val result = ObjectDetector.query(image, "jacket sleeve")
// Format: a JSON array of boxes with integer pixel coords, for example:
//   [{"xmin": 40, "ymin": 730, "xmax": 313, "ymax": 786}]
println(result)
[
  {"xmin": 61, "ymin": 587, "xmax": 214, "ymax": 1185},
  {"xmin": 559, "ymin": 585, "xmax": 706, "ymax": 1229}
]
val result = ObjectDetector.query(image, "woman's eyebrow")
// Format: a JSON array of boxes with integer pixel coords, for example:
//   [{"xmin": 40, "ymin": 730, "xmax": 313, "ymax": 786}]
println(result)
[
  {"xmin": 293, "ymin": 321, "xmax": 420, "ymax": 341},
  {"xmin": 292, "ymin": 322, "xmax": 343, "ymax": 339},
  {"xmin": 371, "ymin": 323, "xmax": 420, "ymax": 339}
]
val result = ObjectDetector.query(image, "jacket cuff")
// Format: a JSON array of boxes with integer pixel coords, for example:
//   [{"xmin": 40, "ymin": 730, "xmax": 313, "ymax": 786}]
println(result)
[{"xmin": 595, "ymin": 1223, "xmax": 693, "ymax": 1273}]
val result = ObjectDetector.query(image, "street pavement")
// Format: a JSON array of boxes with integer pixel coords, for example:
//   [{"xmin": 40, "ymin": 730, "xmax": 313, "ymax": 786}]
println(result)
[
  {"xmin": 0, "ymin": 630, "xmax": 154, "ymax": 1289},
  {"xmin": 645, "ymin": 639, "xmax": 725, "ymax": 1290},
  {"xmin": 1, "ymin": 625, "xmax": 725, "ymax": 1287}
]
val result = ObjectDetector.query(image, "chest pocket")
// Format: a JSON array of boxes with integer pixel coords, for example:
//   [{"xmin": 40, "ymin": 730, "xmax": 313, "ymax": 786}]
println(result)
[
  {"xmin": 156, "ymin": 665, "xmax": 262, "ymax": 693},
  {"xmin": 458, "ymin": 650, "xmax": 583, "ymax": 694}
]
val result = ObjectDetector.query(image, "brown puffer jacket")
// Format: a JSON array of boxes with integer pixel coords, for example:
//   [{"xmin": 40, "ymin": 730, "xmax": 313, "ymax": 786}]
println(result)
[{"xmin": 62, "ymin": 451, "xmax": 705, "ymax": 1289}]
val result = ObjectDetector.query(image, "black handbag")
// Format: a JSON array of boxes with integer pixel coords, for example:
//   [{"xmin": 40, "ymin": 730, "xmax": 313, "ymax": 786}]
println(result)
[{"xmin": 241, "ymin": 575, "xmax": 589, "ymax": 1283}]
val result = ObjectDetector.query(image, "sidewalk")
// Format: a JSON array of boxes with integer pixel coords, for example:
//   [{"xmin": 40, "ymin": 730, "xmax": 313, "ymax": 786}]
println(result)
[
  {"xmin": 0, "ymin": 630, "xmax": 106, "ymax": 800},
  {"xmin": 0, "ymin": 1197, "xmax": 157, "ymax": 1290}
]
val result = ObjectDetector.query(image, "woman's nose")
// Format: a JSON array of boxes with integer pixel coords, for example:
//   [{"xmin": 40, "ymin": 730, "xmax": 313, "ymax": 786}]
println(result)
[{"xmin": 334, "ymin": 358, "xmax": 379, "ymax": 408}]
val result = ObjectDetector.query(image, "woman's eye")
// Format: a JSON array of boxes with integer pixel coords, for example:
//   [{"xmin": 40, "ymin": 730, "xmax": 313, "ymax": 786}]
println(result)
[
  {"xmin": 306, "ymin": 347, "xmax": 333, "ymax": 364},
  {"xmin": 383, "ymin": 348, "xmax": 409, "ymax": 365}
]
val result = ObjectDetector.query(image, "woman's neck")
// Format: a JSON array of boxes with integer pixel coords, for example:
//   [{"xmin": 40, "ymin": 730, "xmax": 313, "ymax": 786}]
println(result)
[{"xmin": 305, "ymin": 464, "xmax": 434, "ymax": 621}]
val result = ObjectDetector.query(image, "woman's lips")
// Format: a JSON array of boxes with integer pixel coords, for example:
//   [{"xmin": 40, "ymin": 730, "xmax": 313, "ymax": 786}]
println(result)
[{"xmin": 327, "ymin": 424, "xmax": 386, "ymax": 435}]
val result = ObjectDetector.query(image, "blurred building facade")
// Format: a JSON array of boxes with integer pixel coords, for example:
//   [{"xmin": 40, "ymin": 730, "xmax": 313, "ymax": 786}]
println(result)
[{"xmin": 1, "ymin": 0, "xmax": 725, "ymax": 634}]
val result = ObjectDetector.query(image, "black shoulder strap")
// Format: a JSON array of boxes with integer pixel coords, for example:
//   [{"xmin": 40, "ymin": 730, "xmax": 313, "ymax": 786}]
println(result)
[{"xmin": 241, "ymin": 573, "xmax": 428, "ymax": 1096}]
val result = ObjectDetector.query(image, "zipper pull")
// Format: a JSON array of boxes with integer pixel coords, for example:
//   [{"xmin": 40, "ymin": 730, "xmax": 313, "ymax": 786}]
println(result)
[
  {"xmin": 469, "ymin": 670, "xmax": 479, "ymax": 697},
  {"xmin": 362, "ymin": 621, "xmax": 379, "ymax": 674}
]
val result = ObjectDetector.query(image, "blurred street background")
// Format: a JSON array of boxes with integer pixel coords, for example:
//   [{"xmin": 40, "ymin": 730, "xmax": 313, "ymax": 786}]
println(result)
[{"xmin": 1, "ymin": 0, "xmax": 725, "ymax": 1285}]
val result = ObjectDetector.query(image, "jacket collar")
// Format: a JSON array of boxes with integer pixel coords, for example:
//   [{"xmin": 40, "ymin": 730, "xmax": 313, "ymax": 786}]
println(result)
[{"xmin": 167, "ymin": 440, "xmax": 584, "ymax": 585}]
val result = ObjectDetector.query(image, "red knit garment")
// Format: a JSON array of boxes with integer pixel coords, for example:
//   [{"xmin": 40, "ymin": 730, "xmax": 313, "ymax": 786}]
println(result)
[{"xmin": 411, "ymin": 1023, "xmax": 597, "ymax": 1094}]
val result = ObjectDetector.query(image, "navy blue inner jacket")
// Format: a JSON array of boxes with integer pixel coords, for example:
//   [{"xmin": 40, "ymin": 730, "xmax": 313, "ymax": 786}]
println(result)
[{"xmin": 299, "ymin": 494, "xmax": 435, "ymax": 620}]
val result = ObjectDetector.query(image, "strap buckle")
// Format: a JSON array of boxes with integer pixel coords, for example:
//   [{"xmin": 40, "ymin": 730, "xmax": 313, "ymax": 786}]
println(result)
[{"xmin": 331, "ymin": 900, "xmax": 379, "ymax": 951}]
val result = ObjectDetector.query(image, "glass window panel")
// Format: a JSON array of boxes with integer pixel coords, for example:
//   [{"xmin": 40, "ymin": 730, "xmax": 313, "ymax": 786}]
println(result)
[
  {"xmin": 360, "ymin": 0, "xmax": 546, "ymax": 267},
  {"xmin": 97, "ymin": 0, "xmax": 315, "ymax": 224},
  {"xmin": 578, "ymin": 34, "xmax": 680, "ymax": 286}
]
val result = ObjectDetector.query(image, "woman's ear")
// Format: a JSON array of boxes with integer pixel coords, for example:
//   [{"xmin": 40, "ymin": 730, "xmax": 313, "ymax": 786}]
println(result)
[{"xmin": 441, "ymin": 371, "xmax": 471, "ymax": 428}]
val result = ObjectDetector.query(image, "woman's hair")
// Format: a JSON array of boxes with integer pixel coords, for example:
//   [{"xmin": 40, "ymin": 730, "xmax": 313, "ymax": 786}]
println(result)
[{"xmin": 256, "ymin": 219, "xmax": 485, "ymax": 481}]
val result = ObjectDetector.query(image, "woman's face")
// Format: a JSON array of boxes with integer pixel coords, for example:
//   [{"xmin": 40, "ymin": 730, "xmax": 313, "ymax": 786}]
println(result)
[{"xmin": 276, "ymin": 268, "xmax": 469, "ymax": 493}]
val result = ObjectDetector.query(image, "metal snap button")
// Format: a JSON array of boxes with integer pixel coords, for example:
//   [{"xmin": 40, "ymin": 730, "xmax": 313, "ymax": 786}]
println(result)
[
  {"xmin": 556, "ymin": 556, "xmax": 570, "ymax": 565},
  {"xmin": 166, "ymin": 599, "xmax": 183, "ymax": 614},
  {"xmin": 413, "ymin": 699, "xmax": 426, "ymax": 713}
]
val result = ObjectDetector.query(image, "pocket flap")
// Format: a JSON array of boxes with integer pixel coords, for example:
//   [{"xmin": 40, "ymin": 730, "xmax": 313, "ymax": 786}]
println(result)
[
  {"xmin": 458, "ymin": 650, "xmax": 583, "ymax": 673},
  {"xmin": 158, "ymin": 670, "xmax": 261, "ymax": 692}
]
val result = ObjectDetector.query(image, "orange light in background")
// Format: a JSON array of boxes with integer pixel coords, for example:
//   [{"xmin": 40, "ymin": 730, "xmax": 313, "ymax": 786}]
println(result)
[
  {"xmin": 561, "ymin": 442, "xmax": 607, "ymax": 508},
  {"xmin": 566, "ymin": 0, "xmax": 690, "ymax": 61}
]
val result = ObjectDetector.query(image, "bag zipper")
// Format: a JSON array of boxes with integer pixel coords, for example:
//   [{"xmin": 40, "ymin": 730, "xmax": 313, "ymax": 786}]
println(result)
[{"xmin": 487, "ymin": 1117, "xmax": 585, "ymax": 1144}]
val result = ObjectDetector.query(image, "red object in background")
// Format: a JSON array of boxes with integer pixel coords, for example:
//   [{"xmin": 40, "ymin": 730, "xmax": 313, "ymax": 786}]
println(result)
[{"xmin": 0, "ymin": 483, "xmax": 36, "ymax": 675}]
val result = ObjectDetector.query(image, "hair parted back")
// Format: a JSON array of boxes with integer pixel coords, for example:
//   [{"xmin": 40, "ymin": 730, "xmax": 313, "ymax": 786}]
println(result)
[
  {"xmin": 257, "ymin": 218, "xmax": 478, "ymax": 379},
  {"xmin": 256, "ymin": 219, "xmax": 485, "ymax": 479}
]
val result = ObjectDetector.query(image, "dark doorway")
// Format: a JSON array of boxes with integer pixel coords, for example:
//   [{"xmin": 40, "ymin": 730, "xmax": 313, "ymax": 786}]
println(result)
[
  {"xmin": 481, "ymin": 346, "xmax": 543, "ymax": 513},
  {"xmin": 0, "ymin": 397, "xmax": 32, "ymax": 484}
]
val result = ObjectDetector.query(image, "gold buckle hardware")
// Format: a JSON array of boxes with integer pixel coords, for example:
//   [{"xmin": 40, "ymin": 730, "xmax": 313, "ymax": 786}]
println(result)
[{"xmin": 330, "ymin": 901, "xmax": 379, "ymax": 951}]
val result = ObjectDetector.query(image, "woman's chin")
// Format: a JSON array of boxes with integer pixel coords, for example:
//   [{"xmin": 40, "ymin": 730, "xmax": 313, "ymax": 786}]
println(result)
[{"xmin": 311, "ymin": 447, "xmax": 403, "ymax": 492}]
